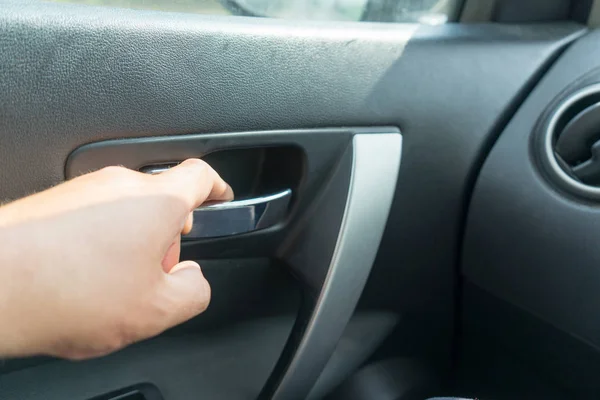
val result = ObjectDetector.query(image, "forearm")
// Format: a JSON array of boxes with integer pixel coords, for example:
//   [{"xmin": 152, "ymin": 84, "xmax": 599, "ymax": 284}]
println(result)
[
  {"xmin": 0, "ymin": 215, "xmax": 75, "ymax": 358},
  {"xmin": 0, "ymin": 224, "xmax": 33, "ymax": 357}
]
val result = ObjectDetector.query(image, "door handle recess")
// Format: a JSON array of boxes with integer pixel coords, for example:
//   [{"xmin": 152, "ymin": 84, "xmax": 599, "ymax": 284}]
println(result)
[{"xmin": 186, "ymin": 189, "xmax": 292, "ymax": 239}]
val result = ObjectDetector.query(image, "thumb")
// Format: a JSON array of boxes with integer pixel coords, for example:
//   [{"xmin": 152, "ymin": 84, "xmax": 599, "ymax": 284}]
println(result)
[{"xmin": 161, "ymin": 261, "xmax": 211, "ymax": 329}]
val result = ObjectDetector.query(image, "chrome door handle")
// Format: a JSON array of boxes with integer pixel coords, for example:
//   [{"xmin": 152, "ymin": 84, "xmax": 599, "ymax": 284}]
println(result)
[
  {"xmin": 186, "ymin": 189, "xmax": 292, "ymax": 239},
  {"xmin": 142, "ymin": 165, "xmax": 291, "ymax": 239}
]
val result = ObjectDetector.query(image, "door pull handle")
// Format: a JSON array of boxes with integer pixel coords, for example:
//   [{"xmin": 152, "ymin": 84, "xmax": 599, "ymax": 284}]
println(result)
[{"xmin": 186, "ymin": 189, "xmax": 292, "ymax": 239}]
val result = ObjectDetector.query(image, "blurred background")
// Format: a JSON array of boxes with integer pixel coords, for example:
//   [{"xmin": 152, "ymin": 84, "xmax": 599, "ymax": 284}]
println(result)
[{"xmin": 49, "ymin": 0, "xmax": 453, "ymax": 24}]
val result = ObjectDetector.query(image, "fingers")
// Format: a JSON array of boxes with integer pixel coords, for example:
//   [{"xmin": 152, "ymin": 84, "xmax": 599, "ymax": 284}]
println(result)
[
  {"xmin": 154, "ymin": 159, "xmax": 234, "ymax": 212},
  {"xmin": 160, "ymin": 261, "xmax": 211, "ymax": 329},
  {"xmin": 140, "ymin": 160, "xmax": 220, "ymax": 330}
]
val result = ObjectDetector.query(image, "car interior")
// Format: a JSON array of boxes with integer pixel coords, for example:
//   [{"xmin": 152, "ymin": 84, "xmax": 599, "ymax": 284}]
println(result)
[{"xmin": 1, "ymin": 0, "xmax": 600, "ymax": 399}]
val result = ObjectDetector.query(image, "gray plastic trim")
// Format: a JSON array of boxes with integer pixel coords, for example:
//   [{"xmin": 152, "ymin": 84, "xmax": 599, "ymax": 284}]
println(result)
[{"xmin": 267, "ymin": 132, "xmax": 402, "ymax": 399}]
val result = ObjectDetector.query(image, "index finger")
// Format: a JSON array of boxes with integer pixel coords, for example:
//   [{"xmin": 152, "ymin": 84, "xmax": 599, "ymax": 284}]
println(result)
[{"xmin": 153, "ymin": 159, "xmax": 234, "ymax": 211}]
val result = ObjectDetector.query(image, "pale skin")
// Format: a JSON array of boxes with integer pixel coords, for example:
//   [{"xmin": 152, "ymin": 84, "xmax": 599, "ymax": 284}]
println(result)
[{"xmin": 0, "ymin": 159, "xmax": 233, "ymax": 360}]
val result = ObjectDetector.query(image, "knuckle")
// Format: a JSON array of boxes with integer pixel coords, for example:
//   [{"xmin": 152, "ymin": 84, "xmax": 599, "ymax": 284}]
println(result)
[
  {"xmin": 99, "ymin": 165, "xmax": 130, "ymax": 176},
  {"xmin": 131, "ymin": 295, "xmax": 172, "ymax": 335},
  {"xmin": 108, "ymin": 318, "xmax": 146, "ymax": 351},
  {"xmin": 105, "ymin": 331, "xmax": 130, "ymax": 353},
  {"xmin": 96, "ymin": 165, "xmax": 147, "ymax": 190},
  {"xmin": 55, "ymin": 329, "xmax": 131, "ymax": 360},
  {"xmin": 103, "ymin": 320, "xmax": 138, "ymax": 352},
  {"xmin": 181, "ymin": 158, "xmax": 208, "ymax": 169},
  {"xmin": 96, "ymin": 166, "xmax": 140, "ymax": 183}
]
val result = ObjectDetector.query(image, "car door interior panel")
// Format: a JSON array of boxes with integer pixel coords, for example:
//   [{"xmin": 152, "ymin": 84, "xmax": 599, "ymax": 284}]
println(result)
[{"xmin": 0, "ymin": 0, "xmax": 598, "ymax": 399}]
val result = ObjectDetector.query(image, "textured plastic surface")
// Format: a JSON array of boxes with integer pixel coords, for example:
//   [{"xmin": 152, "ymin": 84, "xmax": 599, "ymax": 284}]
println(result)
[
  {"xmin": 0, "ymin": 311, "xmax": 401, "ymax": 400},
  {"xmin": 0, "ymin": 317, "xmax": 295, "ymax": 400},
  {"xmin": 308, "ymin": 312, "xmax": 400, "ymax": 400},
  {"xmin": 460, "ymin": 283, "xmax": 599, "ymax": 398},
  {"xmin": 463, "ymin": 29, "xmax": 600, "ymax": 360},
  {"xmin": 89, "ymin": 384, "xmax": 163, "ymax": 400},
  {"xmin": 328, "ymin": 358, "xmax": 438, "ymax": 400}
]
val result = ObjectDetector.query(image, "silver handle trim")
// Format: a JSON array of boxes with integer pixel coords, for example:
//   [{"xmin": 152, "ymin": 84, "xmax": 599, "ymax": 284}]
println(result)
[
  {"xmin": 198, "ymin": 189, "xmax": 291, "ymax": 210},
  {"xmin": 185, "ymin": 189, "xmax": 292, "ymax": 239},
  {"xmin": 141, "ymin": 164, "xmax": 176, "ymax": 175},
  {"xmin": 267, "ymin": 132, "xmax": 402, "ymax": 400}
]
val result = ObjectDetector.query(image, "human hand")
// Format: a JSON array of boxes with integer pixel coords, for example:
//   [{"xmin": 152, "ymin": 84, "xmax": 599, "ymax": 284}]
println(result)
[{"xmin": 0, "ymin": 159, "xmax": 233, "ymax": 360}]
